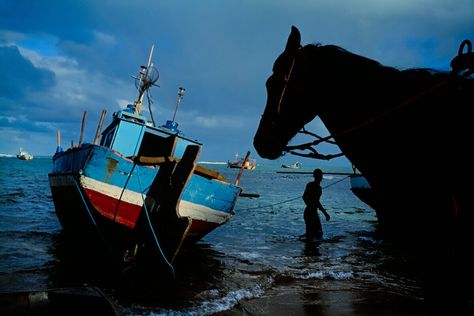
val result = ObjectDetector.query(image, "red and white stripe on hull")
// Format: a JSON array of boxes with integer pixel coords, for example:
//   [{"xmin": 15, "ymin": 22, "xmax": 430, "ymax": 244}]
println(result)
[
  {"xmin": 79, "ymin": 176, "xmax": 143, "ymax": 228},
  {"xmin": 78, "ymin": 176, "xmax": 232, "ymax": 232}
]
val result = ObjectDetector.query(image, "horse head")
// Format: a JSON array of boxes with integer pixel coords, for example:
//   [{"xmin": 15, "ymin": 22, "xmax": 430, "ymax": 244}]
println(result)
[
  {"xmin": 253, "ymin": 26, "xmax": 395, "ymax": 160},
  {"xmin": 254, "ymin": 26, "xmax": 322, "ymax": 159}
]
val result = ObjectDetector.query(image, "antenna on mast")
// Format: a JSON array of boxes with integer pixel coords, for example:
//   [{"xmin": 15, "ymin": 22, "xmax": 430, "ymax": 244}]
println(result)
[
  {"xmin": 172, "ymin": 87, "xmax": 186, "ymax": 122},
  {"xmin": 163, "ymin": 87, "xmax": 186, "ymax": 133}
]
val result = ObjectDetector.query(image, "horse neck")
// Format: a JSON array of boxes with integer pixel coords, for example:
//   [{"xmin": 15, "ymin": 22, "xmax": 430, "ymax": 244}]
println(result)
[{"xmin": 304, "ymin": 51, "xmax": 445, "ymax": 136}]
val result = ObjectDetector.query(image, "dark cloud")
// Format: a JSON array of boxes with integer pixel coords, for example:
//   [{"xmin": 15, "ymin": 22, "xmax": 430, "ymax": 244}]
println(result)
[
  {"xmin": 0, "ymin": 1, "xmax": 473, "ymax": 161},
  {"xmin": 0, "ymin": 45, "xmax": 55, "ymax": 98}
]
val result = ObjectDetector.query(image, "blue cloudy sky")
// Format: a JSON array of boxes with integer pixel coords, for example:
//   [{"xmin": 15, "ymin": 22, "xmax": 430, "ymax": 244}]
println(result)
[{"xmin": 1, "ymin": 1, "xmax": 473, "ymax": 167}]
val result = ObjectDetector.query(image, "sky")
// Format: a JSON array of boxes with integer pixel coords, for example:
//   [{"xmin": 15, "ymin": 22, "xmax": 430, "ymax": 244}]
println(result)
[{"xmin": 1, "ymin": 0, "xmax": 473, "ymax": 167}]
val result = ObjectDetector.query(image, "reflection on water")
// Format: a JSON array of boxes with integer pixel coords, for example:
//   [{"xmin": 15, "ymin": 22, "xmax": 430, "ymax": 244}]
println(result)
[{"xmin": 302, "ymin": 241, "xmax": 321, "ymax": 257}]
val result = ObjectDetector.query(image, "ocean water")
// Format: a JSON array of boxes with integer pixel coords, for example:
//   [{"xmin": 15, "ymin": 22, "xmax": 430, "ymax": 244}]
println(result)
[{"xmin": 0, "ymin": 157, "xmax": 430, "ymax": 315}]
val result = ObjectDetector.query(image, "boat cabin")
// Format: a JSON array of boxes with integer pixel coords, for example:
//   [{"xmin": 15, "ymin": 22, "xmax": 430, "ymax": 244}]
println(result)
[{"xmin": 100, "ymin": 106, "xmax": 201, "ymax": 159}]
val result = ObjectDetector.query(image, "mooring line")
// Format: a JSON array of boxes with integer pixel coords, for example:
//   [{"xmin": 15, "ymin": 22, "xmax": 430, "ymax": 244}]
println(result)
[
  {"xmin": 72, "ymin": 176, "xmax": 116, "ymax": 259},
  {"xmin": 235, "ymin": 175, "xmax": 350, "ymax": 211},
  {"xmin": 136, "ymin": 169, "xmax": 176, "ymax": 278}
]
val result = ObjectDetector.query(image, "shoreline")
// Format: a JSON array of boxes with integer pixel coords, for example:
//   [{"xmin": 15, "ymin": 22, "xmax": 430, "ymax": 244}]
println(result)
[{"xmin": 216, "ymin": 279, "xmax": 458, "ymax": 316}]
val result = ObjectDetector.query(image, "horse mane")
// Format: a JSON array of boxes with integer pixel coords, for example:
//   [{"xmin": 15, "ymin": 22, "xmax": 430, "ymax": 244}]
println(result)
[
  {"xmin": 304, "ymin": 43, "xmax": 448, "ymax": 81},
  {"xmin": 308, "ymin": 43, "xmax": 385, "ymax": 69}
]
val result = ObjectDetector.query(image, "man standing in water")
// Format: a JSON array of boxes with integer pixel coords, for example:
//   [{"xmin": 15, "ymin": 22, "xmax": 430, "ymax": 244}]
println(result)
[{"xmin": 302, "ymin": 168, "xmax": 330, "ymax": 241}]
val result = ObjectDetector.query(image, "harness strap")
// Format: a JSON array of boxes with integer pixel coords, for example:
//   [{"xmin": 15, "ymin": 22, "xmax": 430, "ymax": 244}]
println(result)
[
  {"xmin": 311, "ymin": 80, "xmax": 450, "ymax": 144},
  {"xmin": 288, "ymin": 79, "xmax": 451, "ymax": 160}
]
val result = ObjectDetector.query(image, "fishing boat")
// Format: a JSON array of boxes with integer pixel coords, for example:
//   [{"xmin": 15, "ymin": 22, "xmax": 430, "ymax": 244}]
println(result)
[
  {"xmin": 16, "ymin": 148, "xmax": 33, "ymax": 160},
  {"xmin": 48, "ymin": 47, "xmax": 242, "ymax": 271},
  {"xmin": 227, "ymin": 152, "xmax": 256, "ymax": 170},
  {"xmin": 281, "ymin": 162, "xmax": 301, "ymax": 169}
]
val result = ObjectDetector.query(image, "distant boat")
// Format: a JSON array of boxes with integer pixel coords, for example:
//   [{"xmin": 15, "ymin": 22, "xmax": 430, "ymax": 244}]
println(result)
[
  {"xmin": 16, "ymin": 148, "xmax": 33, "ymax": 160},
  {"xmin": 227, "ymin": 153, "xmax": 256, "ymax": 170},
  {"xmin": 48, "ymin": 46, "xmax": 242, "ymax": 272},
  {"xmin": 281, "ymin": 162, "xmax": 301, "ymax": 169}
]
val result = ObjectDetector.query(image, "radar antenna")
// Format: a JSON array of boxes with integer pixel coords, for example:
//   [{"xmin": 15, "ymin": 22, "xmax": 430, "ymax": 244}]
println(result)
[{"xmin": 132, "ymin": 45, "xmax": 160, "ymax": 117}]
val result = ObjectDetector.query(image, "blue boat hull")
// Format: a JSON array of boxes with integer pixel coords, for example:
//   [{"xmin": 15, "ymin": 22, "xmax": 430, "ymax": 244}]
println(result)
[{"xmin": 49, "ymin": 144, "xmax": 241, "ymax": 265}]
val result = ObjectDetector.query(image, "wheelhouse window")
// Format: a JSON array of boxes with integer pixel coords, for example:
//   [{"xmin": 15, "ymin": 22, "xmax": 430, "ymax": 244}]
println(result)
[{"xmin": 101, "ymin": 128, "xmax": 116, "ymax": 148}]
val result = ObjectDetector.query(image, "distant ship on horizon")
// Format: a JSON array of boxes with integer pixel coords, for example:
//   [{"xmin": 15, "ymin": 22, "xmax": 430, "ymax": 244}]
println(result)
[
  {"xmin": 227, "ymin": 152, "xmax": 257, "ymax": 170},
  {"xmin": 16, "ymin": 148, "xmax": 33, "ymax": 161}
]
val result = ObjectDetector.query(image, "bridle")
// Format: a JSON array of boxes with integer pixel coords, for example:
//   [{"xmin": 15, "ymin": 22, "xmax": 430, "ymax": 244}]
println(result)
[
  {"xmin": 261, "ymin": 50, "xmax": 299, "ymax": 126},
  {"xmin": 276, "ymin": 54, "xmax": 297, "ymax": 115}
]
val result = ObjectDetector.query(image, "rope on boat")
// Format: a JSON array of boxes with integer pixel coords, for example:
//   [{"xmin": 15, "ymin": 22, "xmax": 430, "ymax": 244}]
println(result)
[
  {"xmin": 146, "ymin": 88, "xmax": 157, "ymax": 127},
  {"xmin": 73, "ymin": 176, "xmax": 98, "ymax": 227},
  {"xmin": 72, "ymin": 176, "xmax": 116, "ymax": 258},
  {"xmin": 235, "ymin": 175, "xmax": 350, "ymax": 211},
  {"xmin": 136, "ymin": 168, "xmax": 176, "ymax": 278}
]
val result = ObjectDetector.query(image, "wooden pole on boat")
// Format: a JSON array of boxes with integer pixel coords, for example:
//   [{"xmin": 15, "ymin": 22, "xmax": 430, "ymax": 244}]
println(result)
[
  {"xmin": 78, "ymin": 111, "xmax": 87, "ymax": 147},
  {"xmin": 93, "ymin": 109, "xmax": 107, "ymax": 145},
  {"xmin": 234, "ymin": 150, "xmax": 251, "ymax": 186}
]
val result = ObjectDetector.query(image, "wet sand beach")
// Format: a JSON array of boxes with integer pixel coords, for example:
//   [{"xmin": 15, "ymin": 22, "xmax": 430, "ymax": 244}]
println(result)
[{"xmin": 220, "ymin": 281, "xmax": 425, "ymax": 316}]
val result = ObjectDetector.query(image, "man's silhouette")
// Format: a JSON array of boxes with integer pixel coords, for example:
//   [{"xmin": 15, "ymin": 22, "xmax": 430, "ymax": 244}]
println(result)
[{"xmin": 302, "ymin": 168, "xmax": 330, "ymax": 241}]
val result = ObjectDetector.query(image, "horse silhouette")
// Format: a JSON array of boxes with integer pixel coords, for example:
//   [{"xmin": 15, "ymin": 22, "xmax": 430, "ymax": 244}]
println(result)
[{"xmin": 254, "ymin": 26, "xmax": 474, "ymax": 307}]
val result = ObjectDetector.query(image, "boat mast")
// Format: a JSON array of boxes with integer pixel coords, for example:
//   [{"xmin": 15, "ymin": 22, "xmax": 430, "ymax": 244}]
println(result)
[{"xmin": 134, "ymin": 45, "xmax": 156, "ymax": 115}]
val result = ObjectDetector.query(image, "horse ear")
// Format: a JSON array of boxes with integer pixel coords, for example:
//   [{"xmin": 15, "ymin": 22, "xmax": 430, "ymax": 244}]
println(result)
[{"xmin": 285, "ymin": 26, "xmax": 302, "ymax": 54}]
